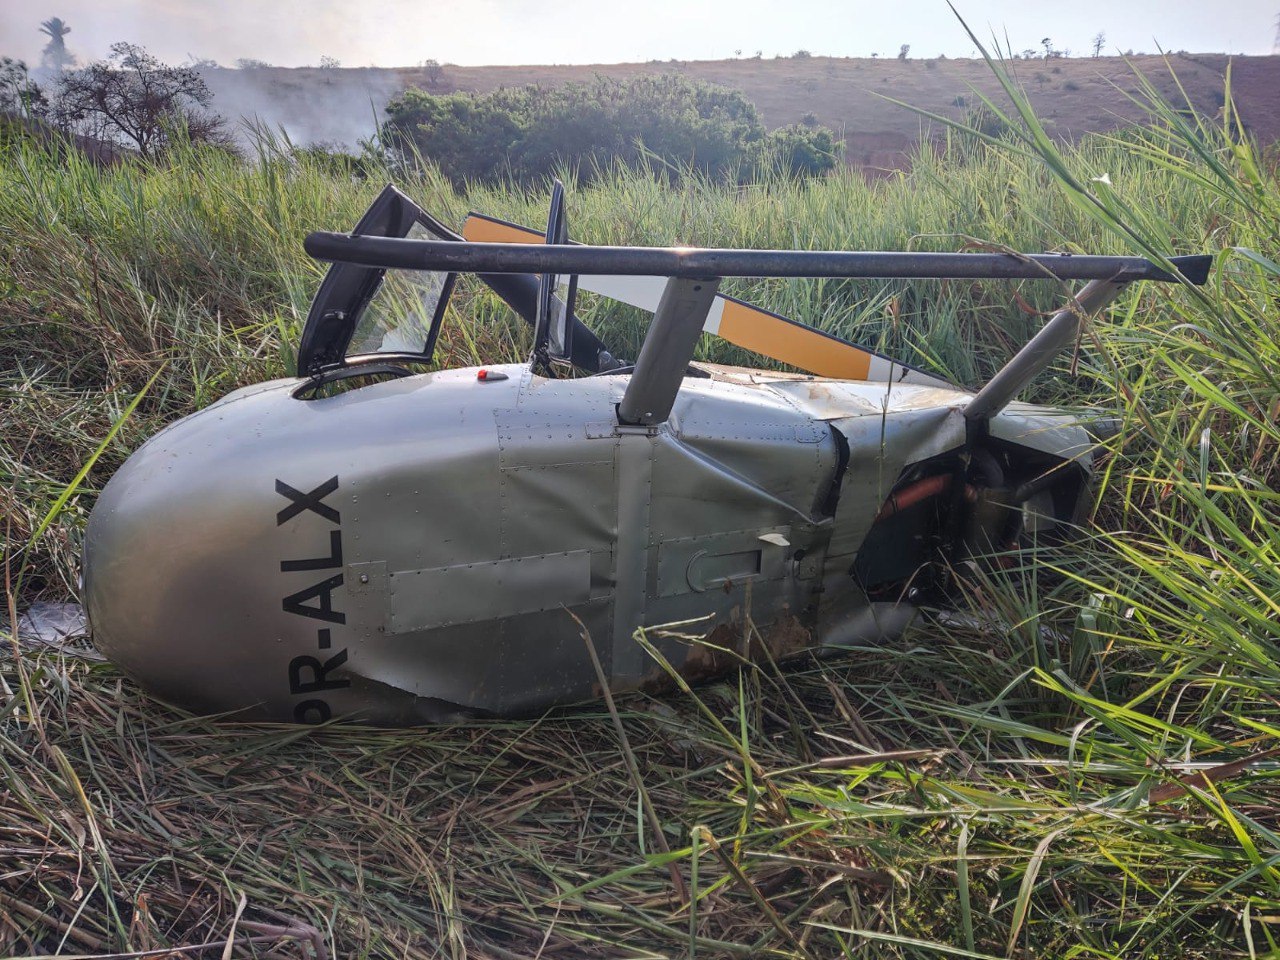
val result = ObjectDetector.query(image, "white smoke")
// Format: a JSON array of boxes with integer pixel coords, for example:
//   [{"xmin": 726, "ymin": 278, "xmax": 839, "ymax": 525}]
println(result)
[{"xmin": 198, "ymin": 66, "xmax": 406, "ymax": 150}]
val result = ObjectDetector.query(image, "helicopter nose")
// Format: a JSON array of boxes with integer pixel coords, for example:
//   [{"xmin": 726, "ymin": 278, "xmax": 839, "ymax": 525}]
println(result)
[
  {"xmin": 84, "ymin": 464, "xmax": 184, "ymax": 703},
  {"xmin": 82, "ymin": 445, "xmax": 224, "ymax": 710},
  {"xmin": 81, "ymin": 404, "xmax": 296, "ymax": 718}
]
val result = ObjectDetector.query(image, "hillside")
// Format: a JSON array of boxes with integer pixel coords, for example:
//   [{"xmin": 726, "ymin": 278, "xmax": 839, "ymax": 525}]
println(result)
[{"xmin": 202, "ymin": 52, "xmax": 1280, "ymax": 173}]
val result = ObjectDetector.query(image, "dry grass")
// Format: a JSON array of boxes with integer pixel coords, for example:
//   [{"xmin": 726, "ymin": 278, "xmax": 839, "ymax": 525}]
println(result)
[
  {"xmin": 9, "ymin": 611, "xmax": 1273, "ymax": 959},
  {"xmin": 0, "ymin": 628, "xmax": 981, "ymax": 958}
]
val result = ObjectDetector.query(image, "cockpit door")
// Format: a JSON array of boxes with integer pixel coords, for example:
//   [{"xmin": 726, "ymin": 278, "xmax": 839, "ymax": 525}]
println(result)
[{"xmin": 297, "ymin": 184, "xmax": 458, "ymax": 376}]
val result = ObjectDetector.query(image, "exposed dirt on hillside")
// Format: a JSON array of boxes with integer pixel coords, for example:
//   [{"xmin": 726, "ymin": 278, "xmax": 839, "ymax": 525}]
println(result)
[{"xmin": 203, "ymin": 53, "xmax": 1280, "ymax": 174}]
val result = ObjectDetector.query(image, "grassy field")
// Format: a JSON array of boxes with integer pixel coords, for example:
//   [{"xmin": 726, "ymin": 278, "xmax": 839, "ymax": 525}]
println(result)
[{"xmin": 3, "ymin": 52, "xmax": 1279, "ymax": 958}]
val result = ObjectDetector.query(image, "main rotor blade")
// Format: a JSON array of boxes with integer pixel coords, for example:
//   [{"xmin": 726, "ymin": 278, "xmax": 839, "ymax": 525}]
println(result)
[{"xmin": 462, "ymin": 213, "xmax": 950, "ymax": 385}]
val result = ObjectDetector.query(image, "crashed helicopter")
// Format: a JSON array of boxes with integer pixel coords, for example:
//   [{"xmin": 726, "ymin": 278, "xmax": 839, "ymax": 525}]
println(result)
[{"xmin": 83, "ymin": 183, "xmax": 1210, "ymax": 724}]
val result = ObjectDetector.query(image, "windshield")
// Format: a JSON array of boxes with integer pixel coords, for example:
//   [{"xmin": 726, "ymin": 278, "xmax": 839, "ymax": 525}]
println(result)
[
  {"xmin": 346, "ymin": 222, "xmax": 454, "ymax": 361},
  {"xmin": 300, "ymin": 184, "xmax": 621, "ymax": 377},
  {"xmin": 297, "ymin": 184, "xmax": 459, "ymax": 375}
]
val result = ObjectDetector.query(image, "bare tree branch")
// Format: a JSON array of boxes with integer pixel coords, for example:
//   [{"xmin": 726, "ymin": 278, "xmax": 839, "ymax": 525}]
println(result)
[{"xmin": 51, "ymin": 42, "xmax": 230, "ymax": 158}]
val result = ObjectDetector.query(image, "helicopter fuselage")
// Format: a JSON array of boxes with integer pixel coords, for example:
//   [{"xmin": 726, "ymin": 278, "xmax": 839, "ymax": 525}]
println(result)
[{"xmin": 84, "ymin": 361, "xmax": 1093, "ymax": 723}]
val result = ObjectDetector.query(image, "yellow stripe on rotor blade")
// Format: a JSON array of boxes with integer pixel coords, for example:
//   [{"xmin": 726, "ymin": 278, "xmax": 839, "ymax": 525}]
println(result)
[
  {"xmin": 463, "ymin": 215, "xmax": 544, "ymax": 244},
  {"xmin": 463, "ymin": 212, "xmax": 878, "ymax": 380},
  {"xmin": 716, "ymin": 300, "xmax": 872, "ymax": 380},
  {"xmin": 465, "ymin": 213, "xmax": 671, "ymax": 309}
]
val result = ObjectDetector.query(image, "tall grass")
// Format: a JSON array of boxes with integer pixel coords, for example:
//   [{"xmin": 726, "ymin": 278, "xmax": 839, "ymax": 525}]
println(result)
[
  {"xmin": 2, "ymin": 49, "xmax": 1278, "ymax": 958},
  {"xmin": 0, "ymin": 122, "xmax": 1222, "ymax": 597}
]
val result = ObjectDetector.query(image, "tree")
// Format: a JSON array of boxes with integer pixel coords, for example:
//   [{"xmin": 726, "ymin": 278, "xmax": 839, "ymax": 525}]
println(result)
[
  {"xmin": 0, "ymin": 59, "xmax": 47, "ymax": 118},
  {"xmin": 52, "ymin": 43, "xmax": 229, "ymax": 158},
  {"xmin": 1043, "ymin": 41, "xmax": 1065, "ymax": 58},
  {"xmin": 39, "ymin": 17, "xmax": 75, "ymax": 74},
  {"xmin": 422, "ymin": 59, "xmax": 444, "ymax": 88},
  {"xmin": 318, "ymin": 55, "xmax": 341, "ymax": 69},
  {"xmin": 898, "ymin": 44, "xmax": 910, "ymax": 60},
  {"xmin": 382, "ymin": 74, "xmax": 841, "ymax": 185},
  {"xmin": 1092, "ymin": 32, "xmax": 1106, "ymax": 57}
]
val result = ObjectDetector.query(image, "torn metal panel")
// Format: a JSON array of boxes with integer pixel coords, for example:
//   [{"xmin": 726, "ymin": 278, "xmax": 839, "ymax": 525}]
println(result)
[
  {"xmin": 823, "ymin": 405, "xmax": 967, "ymax": 561},
  {"xmin": 989, "ymin": 402, "xmax": 1098, "ymax": 463}
]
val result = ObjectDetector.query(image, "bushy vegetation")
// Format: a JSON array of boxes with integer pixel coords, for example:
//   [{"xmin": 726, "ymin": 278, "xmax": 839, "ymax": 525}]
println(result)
[
  {"xmin": 0, "ymin": 45, "xmax": 230, "ymax": 157},
  {"xmin": 3, "ymin": 47, "xmax": 1279, "ymax": 958},
  {"xmin": 50, "ymin": 42, "xmax": 229, "ymax": 157},
  {"xmin": 381, "ymin": 73, "xmax": 843, "ymax": 185}
]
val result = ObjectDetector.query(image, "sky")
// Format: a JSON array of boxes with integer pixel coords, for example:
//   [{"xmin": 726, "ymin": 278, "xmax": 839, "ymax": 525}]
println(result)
[{"xmin": 3, "ymin": 0, "xmax": 1276, "ymax": 69}]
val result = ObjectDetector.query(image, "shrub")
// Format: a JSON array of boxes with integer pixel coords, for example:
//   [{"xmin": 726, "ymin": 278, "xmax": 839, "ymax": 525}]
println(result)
[
  {"xmin": 753, "ymin": 123, "xmax": 842, "ymax": 177},
  {"xmin": 382, "ymin": 87, "xmax": 523, "ymax": 183},
  {"xmin": 382, "ymin": 74, "xmax": 842, "ymax": 185},
  {"xmin": 961, "ymin": 104, "xmax": 1010, "ymax": 139}
]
